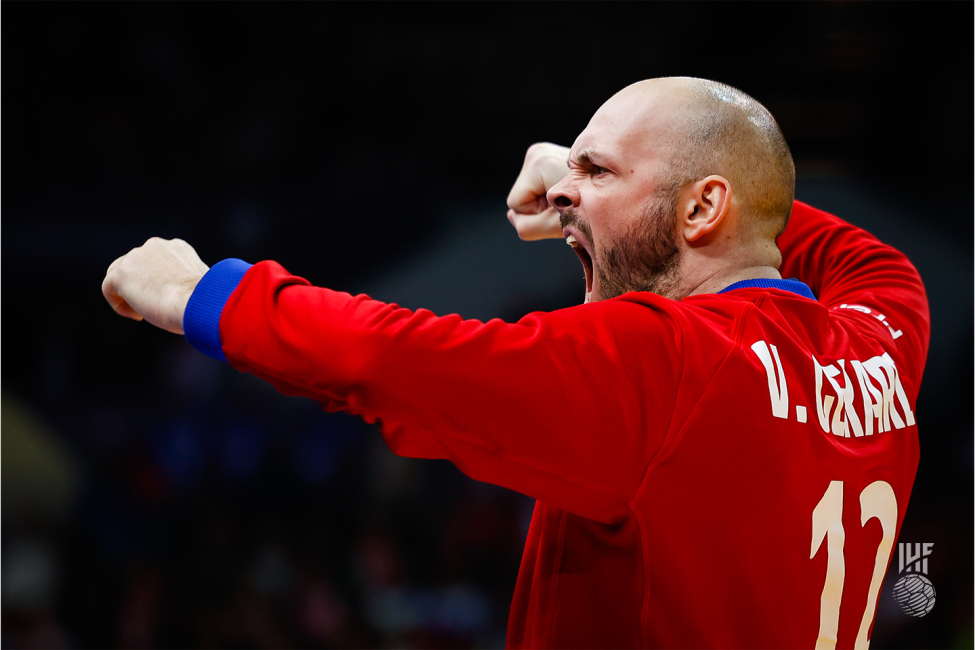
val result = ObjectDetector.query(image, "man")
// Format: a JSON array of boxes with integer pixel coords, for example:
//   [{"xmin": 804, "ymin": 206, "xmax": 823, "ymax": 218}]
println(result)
[{"xmin": 103, "ymin": 78, "xmax": 928, "ymax": 648}]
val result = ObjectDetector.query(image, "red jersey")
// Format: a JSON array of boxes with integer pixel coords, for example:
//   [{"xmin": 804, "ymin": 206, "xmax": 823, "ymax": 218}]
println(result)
[{"xmin": 183, "ymin": 201, "xmax": 929, "ymax": 648}]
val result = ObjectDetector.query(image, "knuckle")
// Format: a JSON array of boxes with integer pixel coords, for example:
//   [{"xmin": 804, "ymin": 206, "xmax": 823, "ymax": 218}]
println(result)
[{"xmin": 525, "ymin": 142, "xmax": 544, "ymax": 160}]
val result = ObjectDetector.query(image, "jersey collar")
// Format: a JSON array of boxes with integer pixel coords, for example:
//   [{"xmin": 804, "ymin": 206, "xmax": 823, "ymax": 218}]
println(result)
[{"xmin": 718, "ymin": 278, "xmax": 816, "ymax": 300}]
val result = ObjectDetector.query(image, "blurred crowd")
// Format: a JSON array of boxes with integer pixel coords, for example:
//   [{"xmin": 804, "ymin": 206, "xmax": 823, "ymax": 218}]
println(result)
[{"xmin": 3, "ymin": 340, "xmax": 533, "ymax": 648}]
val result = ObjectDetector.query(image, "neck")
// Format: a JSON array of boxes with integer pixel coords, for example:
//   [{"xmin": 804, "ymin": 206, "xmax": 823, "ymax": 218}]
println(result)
[{"xmin": 677, "ymin": 264, "xmax": 782, "ymax": 300}]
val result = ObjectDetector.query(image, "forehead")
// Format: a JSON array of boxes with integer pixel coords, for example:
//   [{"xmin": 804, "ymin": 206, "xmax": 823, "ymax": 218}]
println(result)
[{"xmin": 571, "ymin": 90, "xmax": 675, "ymax": 166}]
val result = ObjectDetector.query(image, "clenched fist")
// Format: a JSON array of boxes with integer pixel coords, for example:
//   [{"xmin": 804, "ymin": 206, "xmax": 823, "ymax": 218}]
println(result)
[
  {"xmin": 102, "ymin": 237, "xmax": 209, "ymax": 335},
  {"xmin": 506, "ymin": 142, "xmax": 570, "ymax": 241}
]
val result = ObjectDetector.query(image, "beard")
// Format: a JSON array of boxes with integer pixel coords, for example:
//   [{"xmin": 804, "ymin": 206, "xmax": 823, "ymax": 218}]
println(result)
[{"xmin": 563, "ymin": 184, "xmax": 683, "ymax": 301}]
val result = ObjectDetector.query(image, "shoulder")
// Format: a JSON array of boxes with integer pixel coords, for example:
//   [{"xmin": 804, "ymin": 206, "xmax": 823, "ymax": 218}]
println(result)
[{"xmin": 547, "ymin": 291, "xmax": 752, "ymax": 373}]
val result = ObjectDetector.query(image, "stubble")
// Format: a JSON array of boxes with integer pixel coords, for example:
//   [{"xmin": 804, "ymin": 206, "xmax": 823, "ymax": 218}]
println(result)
[{"xmin": 564, "ymin": 184, "xmax": 683, "ymax": 301}]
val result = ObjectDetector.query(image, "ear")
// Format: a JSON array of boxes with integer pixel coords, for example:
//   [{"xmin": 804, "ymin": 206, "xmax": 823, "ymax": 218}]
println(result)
[{"xmin": 677, "ymin": 175, "xmax": 733, "ymax": 244}]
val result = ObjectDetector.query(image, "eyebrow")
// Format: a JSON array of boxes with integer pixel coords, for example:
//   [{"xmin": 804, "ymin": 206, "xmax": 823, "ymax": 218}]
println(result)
[
  {"xmin": 573, "ymin": 148, "xmax": 611, "ymax": 168},
  {"xmin": 572, "ymin": 149, "xmax": 596, "ymax": 167}
]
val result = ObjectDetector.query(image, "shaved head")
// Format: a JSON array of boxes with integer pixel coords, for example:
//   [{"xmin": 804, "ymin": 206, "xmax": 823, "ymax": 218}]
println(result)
[{"xmin": 625, "ymin": 77, "xmax": 795, "ymax": 239}]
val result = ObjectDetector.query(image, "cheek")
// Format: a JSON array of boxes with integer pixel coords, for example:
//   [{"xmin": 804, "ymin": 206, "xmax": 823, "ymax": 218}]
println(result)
[{"xmin": 592, "ymin": 204, "xmax": 642, "ymax": 244}]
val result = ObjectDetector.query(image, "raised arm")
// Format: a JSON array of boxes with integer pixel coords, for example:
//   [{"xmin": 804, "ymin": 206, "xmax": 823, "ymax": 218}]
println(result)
[{"xmin": 777, "ymin": 200, "xmax": 930, "ymax": 383}]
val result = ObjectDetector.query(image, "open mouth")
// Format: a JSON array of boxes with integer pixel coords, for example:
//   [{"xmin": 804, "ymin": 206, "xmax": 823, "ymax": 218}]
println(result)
[{"xmin": 565, "ymin": 234, "xmax": 594, "ymax": 299}]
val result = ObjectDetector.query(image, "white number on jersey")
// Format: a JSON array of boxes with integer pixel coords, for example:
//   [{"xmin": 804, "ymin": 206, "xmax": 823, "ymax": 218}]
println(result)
[{"xmin": 810, "ymin": 480, "xmax": 897, "ymax": 649}]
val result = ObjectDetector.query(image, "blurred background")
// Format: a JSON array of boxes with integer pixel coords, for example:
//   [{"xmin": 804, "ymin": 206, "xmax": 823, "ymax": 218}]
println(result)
[{"xmin": 2, "ymin": 3, "xmax": 971, "ymax": 648}]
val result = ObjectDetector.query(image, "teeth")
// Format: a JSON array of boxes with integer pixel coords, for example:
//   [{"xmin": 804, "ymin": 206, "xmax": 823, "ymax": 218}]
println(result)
[{"xmin": 565, "ymin": 235, "xmax": 580, "ymax": 248}]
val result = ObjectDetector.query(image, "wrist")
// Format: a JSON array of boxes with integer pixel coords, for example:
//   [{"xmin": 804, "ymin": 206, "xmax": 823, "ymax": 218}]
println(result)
[{"xmin": 171, "ymin": 275, "xmax": 204, "ymax": 334}]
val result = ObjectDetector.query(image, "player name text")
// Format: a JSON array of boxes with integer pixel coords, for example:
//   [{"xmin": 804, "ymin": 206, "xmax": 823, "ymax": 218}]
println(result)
[{"xmin": 751, "ymin": 340, "xmax": 915, "ymax": 436}]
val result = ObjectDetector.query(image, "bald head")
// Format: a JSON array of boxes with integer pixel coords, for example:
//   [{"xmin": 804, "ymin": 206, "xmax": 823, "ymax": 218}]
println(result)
[{"xmin": 615, "ymin": 77, "xmax": 795, "ymax": 240}]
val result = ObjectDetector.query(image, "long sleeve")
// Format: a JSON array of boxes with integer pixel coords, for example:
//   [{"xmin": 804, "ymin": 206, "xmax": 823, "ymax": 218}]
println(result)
[
  {"xmin": 202, "ymin": 263, "xmax": 684, "ymax": 524},
  {"xmin": 778, "ymin": 200, "xmax": 930, "ymax": 385}
]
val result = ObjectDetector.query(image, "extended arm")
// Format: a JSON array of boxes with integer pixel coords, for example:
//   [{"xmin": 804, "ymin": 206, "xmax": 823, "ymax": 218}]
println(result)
[
  {"xmin": 208, "ymin": 260, "xmax": 681, "ymax": 523},
  {"xmin": 103, "ymin": 243, "xmax": 680, "ymax": 524}
]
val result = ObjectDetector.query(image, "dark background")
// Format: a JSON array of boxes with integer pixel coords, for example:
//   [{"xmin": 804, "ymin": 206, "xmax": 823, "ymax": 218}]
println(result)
[{"xmin": 2, "ymin": 3, "xmax": 972, "ymax": 649}]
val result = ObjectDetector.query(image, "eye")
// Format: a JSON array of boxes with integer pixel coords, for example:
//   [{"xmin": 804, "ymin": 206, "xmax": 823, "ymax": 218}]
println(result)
[{"xmin": 592, "ymin": 165, "xmax": 610, "ymax": 177}]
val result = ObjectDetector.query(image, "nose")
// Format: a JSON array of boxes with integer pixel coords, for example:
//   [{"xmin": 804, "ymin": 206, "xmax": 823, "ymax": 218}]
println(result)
[{"xmin": 547, "ymin": 175, "xmax": 579, "ymax": 211}]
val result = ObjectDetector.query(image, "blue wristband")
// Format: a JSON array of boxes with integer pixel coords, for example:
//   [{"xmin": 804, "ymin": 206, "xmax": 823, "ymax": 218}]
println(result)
[{"xmin": 183, "ymin": 258, "xmax": 253, "ymax": 362}]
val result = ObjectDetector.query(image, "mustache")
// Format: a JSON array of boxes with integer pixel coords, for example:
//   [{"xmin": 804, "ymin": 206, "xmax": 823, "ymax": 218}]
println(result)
[
  {"xmin": 559, "ymin": 208, "xmax": 596, "ymax": 249},
  {"xmin": 559, "ymin": 209, "xmax": 592, "ymax": 242},
  {"xmin": 559, "ymin": 208, "xmax": 596, "ymax": 255},
  {"xmin": 559, "ymin": 208, "xmax": 580, "ymax": 230}
]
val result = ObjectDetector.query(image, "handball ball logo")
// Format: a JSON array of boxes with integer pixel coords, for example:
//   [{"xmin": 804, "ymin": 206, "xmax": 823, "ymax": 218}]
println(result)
[{"xmin": 892, "ymin": 573, "xmax": 936, "ymax": 617}]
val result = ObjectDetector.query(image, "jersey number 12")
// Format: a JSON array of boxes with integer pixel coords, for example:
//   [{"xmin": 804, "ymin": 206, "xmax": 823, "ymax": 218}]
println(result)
[{"xmin": 811, "ymin": 480, "xmax": 896, "ymax": 650}]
